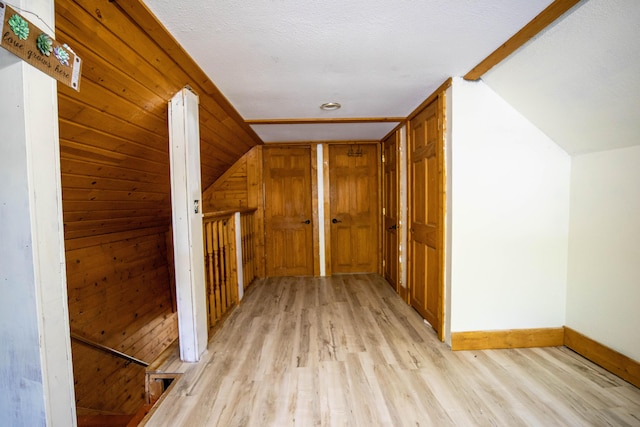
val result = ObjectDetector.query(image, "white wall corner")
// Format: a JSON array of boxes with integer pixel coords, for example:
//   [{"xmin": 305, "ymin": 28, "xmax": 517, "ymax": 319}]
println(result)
[{"xmin": 449, "ymin": 77, "xmax": 570, "ymax": 333}]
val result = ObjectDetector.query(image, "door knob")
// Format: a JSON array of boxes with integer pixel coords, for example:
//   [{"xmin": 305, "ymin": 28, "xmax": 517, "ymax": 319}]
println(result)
[
  {"xmin": 388, "ymin": 224, "xmax": 397, "ymax": 230},
  {"xmin": 332, "ymin": 218, "xmax": 342, "ymax": 224},
  {"xmin": 302, "ymin": 219, "xmax": 311, "ymax": 224}
]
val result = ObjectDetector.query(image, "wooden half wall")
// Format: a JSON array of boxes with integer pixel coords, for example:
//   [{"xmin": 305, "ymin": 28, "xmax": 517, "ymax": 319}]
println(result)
[
  {"xmin": 203, "ymin": 146, "xmax": 266, "ymax": 278},
  {"xmin": 55, "ymin": 0, "xmax": 261, "ymax": 415}
]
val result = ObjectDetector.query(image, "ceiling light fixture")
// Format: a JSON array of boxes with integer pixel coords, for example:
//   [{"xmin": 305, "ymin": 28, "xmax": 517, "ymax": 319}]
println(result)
[{"xmin": 320, "ymin": 102, "xmax": 341, "ymax": 111}]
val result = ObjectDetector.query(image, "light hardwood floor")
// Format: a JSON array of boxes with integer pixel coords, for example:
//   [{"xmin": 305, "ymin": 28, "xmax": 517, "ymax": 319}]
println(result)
[{"xmin": 143, "ymin": 274, "xmax": 640, "ymax": 426}]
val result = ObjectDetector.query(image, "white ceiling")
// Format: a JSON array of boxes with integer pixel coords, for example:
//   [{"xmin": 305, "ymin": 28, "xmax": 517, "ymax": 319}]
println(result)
[
  {"xmin": 483, "ymin": 0, "xmax": 640, "ymax": 155},
  {"xmin": 143, "ymin": 0, "xmax": 554, "ymax": 143}
]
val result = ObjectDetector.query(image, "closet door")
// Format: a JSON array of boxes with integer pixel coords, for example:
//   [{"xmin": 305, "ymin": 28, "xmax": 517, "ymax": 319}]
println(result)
[
  {"xmin": 382, "ymin": 132, "xmax": 399, "ymax": 291},
  {"xmin": 264, "ymin": 146, "xmax": 314, "ymax": 276},
  {"xmin": 408, "ymin": 96, "xmax": 444, "ymax": 339},
  {"xmin": 329, "ymin": 144, "xmax": 379, "ymax": 274}
]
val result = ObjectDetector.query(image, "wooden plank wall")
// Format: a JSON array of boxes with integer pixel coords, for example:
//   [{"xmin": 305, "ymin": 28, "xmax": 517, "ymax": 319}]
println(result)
[
  {"xmin": 203, "ymin": 147, "xmax": 266, "ymax": 277},
  {"xmin": 55, "ymin": 0, "xmax": 262, "ymax": 415},
  {"xmin": 67, "ymin": 229, "xmax": 177, "ymax": 414}
]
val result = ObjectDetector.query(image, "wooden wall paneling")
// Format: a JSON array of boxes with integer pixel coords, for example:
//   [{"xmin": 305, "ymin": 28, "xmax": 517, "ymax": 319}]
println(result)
[
  {"xmin": 63, "ymin": 218, "xmax": 170, "ymax": 241},
  {"xmin": 57, "ymin": 120, "xmax": 168, "ymax": 163},
  {"xmin": 62, "ymin": 188, "xmax": 166, "ymax": 203},
  {"xmin": 71, "ymin": 343, "xmax": 147, "ymax": 415},
  {"xmin": 59, "ymin": 139, "xmax": 168, "ymax": 177},
  {"xmin": 202, "ymin": 147, "xmax": 266, "ymax": 277},
  {"xmin": 58, "ymin": 78, "xmax": 167, "ymax": 134},
  {"xmin": 57, "ymin": 95, "xmax": 167, "ymax": 149},
  {"xmin": 108, "ymin": 1, "xmax": 262, "ymax": 144},
  {"xmin": 63, "ymin": 227, "xmax": 169, "ymax": 251},
  {"xmin": 246, "ymin": 147, "xmax": 266, "ymax": 278},
  {"xmin": 61, "ymin": 173, "xmax": 168, "ymax": 194},
  {"xmin": 65, "ymin": 230, "xmax": 176, "ymax": 414},
  {"xmin": 59, "ymin": 159, "xmax": 167, "ymax": 188},
  {"xmin": 69, "ymin": 269, "xmax": 170, "ymax": 338},
  {"xmin": 202, "ymin": 155, "xmax": 249, "ymax": 211},
  {"xmin": 55, "ymin": 0, "xmax": 262, "ymax": 414}
]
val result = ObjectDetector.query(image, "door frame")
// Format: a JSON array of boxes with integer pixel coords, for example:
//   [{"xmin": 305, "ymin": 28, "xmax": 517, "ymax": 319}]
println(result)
[
  {"xmin": 322, "ymin": 141, "xmax": 382, "ymax": 276},
  {"xmin": 262, "ymin": 144, "xmax": 320, "ymax": 276},
  {"xmin": 382, "ymin": 131, "xmax": 400, "ymax": 292},
  {"xmin": 406, "ymin": 80, "xmax": 449, "ymax": 341}
]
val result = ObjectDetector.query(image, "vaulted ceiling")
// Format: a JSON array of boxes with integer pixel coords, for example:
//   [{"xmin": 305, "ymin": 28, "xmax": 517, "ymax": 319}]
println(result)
[
  {"xmin": 142, "ymin": 0, "xmax": 556, "ymax": 143},
  {"xmin": 142, "ymin": 0, "xmax": 639, "ymax": 153},
  {"xmin": 483, "ymin": 0, "xmax": 640, "ymax": 155}
]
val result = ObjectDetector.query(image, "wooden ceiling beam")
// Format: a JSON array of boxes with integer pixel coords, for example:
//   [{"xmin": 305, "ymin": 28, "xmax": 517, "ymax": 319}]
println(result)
[
  {"xmin": 245, "ymin": 117, "xmax": 404, "ymax": 125},
  {"xmin": 464, "ymin": 0, "xmax": 582, "ymax": 81}
]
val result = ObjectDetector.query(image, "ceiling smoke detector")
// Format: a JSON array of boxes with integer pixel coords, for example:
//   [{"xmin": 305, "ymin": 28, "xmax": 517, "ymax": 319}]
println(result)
[{"xmin": 320, "ymin": 102, "xmax": 341, "ymax": 111}]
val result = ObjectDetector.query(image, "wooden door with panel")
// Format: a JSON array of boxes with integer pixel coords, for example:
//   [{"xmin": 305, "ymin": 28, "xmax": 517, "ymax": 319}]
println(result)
[
  {"xmin": 382, "ymin": 132, "xmax": 399, "ymax": 292},
  {"xmin": 329, "ymin": 144, "xmax": 379, "ymax": 274},
  {"xmin": 263, "ymin": 146, "xmax": 314, "ymax": 276},
  {"xmin": 408, "ymin": 96, "xmax": 445, "ymax": 340}
]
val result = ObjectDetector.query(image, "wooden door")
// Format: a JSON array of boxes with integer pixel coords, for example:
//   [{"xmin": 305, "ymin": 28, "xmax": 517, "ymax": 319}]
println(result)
[
  {"xmin": 382, "ymin": 132, "xmax": 399, "ymax": 291},
  {"xmin": 408, "ymin": 96, "xmax": 444, "ymax": 339},
  {"xmin": 329, "ymin": 144, "xmax": 379, "ymax": 274},
  {"xmin": 264, "ymin": 146, "xmax": 314, "ymax": 276}
]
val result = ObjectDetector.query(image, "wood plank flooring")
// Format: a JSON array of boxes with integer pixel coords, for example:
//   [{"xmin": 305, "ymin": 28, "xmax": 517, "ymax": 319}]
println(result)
[{"xmin": 142, "ymin": 274, "xmax": 640, "ymax": 426}]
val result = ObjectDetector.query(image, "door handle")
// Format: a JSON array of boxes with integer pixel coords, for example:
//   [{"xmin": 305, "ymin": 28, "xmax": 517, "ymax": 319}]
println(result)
[
  {"xmin": 388, "ymin": 224, "xmax": 397, "ymax": 230},
  {"xmin": 332, "ymin": 218, "xmax": 342, "ymax": 224},
  {"xmin": 302, "ymin": 219, "xmax": 311, "ymax": 224}
]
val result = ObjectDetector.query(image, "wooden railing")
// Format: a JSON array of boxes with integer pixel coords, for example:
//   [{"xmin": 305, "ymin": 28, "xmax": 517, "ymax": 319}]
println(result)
[
  {"xmin": 71, "ymin": 332, "xmax": 149, "ymax": 367},
  {"xmin": 202, "ymin": 209, "xmax": 257, "ymax": 329}
]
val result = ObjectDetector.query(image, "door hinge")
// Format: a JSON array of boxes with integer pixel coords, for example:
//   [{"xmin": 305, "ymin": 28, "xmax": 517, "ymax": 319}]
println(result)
[
  {"xmin": 382, "ymin": 259, "xmax": 386, "ymax": 268},
  {"xmin": 381, "ymin": 154, "xmax": 386, "ymax": 163},
  {"xmin": 382, "ymin": 207, "xmax": 386, "ymax": 215}
]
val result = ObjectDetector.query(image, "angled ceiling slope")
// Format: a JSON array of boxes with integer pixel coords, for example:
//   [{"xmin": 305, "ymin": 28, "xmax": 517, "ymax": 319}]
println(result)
[
  {"xmin": 483, "ymin": 0, "xmax": 640, "ymax": 155},
  {"xmin": 143, "ymin": 0, "xmax": 554, "ymax": 142}
]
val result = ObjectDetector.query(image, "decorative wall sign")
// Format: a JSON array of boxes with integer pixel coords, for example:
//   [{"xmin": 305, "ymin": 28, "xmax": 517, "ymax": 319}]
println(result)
[{"xmin": 0, "ymin": 2, "xmax": 81, "ymax": 91}]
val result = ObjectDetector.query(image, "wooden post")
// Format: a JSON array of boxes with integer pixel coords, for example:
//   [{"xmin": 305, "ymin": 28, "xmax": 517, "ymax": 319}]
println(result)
[
  {"xmin": 169, "ymin": 88, "xmax": 207, "ymax": 362},
  {"xmin": 0, "ymin": 1, "xmax": 76, "ymax": 424}
]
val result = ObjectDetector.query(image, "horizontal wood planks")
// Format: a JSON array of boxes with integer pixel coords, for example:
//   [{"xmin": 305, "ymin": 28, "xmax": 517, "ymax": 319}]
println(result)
[
  {"xmin": 54, "ymin": 0, "xmax": 263, "ymax": 416},
  {"xmin": 66, "ymin": 228, "xmax": 178, "ymax": 414},
  {"xmin": 143, "ymin": 275, "xmax": 640, "ymax": 426},
  {"xmin": 203, "ymin": 146, "xmax": 266, "ymax": 278},
  {"xmin": 56, "ymin": 0, "xmax": 262, "ymax": 240}
]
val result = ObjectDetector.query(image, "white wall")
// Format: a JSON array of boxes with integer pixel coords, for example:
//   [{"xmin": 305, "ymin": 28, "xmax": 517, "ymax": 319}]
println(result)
[
  {"xmin": 448, "ymin": 78, "xmax": 571, "ymax": 333},
  {"xmin": 566, "ymin": 146, "xmax": 640, "ymax": 361},
  {"xmin": 0, "ymin": 1, "xmax": 77, "ymax": 424}
]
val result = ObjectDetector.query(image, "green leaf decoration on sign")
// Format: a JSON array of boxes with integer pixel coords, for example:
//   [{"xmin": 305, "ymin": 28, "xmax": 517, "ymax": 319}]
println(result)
[
  {"xmin": 37, "ymin": 33, "xmax": 54, "ymax": 56},
  {"xmin": 54, "ymin": 46, "xmax": 70, "ymax": 66},
  {"xmin": 8, "ymin": 14, "xmax": 29, "ymax": 40}
]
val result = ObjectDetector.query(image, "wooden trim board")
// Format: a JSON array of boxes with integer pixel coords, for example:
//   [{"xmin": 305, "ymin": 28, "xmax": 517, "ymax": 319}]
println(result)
[
  {"xmin": 407, "ymin": 78, "xmax": 452, "ymax": 122},
  {"xmin": 451, "ymin": 327, "xmax": 565, "ymax": 351},
  {"xmin": 245, "ymin": 117, "xmax": 404, "ymax": 125},
  {"xmin": 464, "ymin": 0, "xmax": 582, "ymax": 80},
  {"xmin": 564, "ymin": 327, "xmax": 640, "ymax": 389}
]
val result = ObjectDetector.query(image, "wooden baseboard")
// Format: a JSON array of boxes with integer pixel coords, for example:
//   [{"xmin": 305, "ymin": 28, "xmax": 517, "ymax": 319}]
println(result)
[
  {"xmin": 564, "ymin": 327, "xmax": 640, "ymax": 388},
  {"xmin": 451, "ymin": 327, "xmax": 565, "ymax": 351}
]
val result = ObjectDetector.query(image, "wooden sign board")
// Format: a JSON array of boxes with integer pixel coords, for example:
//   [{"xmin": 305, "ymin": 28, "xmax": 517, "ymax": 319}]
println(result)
[{"xmin": 0, "ymin": 2, "xmax": 81, "ymax": 91}]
